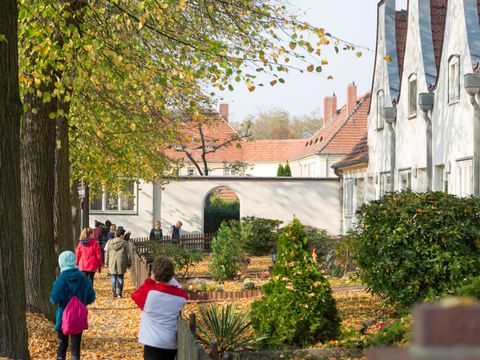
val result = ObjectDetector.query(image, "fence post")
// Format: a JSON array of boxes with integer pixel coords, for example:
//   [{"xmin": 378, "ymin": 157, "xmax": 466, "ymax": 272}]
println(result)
[
  {"xmin": 209, "ymin": 341, "xmax": 219, "ymax": 360},
  {"xmin": 189, "ymin": 313, "xmax": 196, "ymax": 334}
]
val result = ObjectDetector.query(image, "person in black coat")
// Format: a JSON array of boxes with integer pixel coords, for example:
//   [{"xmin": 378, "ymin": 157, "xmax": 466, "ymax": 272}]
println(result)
[{"xmin": 149, "ymin": 221, "xmax": 163, "ymax": 241}]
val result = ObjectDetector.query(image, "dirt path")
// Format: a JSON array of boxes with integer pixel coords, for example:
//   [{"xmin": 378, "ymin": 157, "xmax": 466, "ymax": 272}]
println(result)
[{"xmin": 26, "ymin": 271, "xmax": 143, "ymax": 359}]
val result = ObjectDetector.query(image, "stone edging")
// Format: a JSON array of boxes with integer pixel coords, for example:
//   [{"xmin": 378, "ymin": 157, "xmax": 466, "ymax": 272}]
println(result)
[
  {"xmin": 188, "ymin": 286, "xmax": 367, "ymax": 302},
  {"xmin": 189, "ymin": 290, "xmax": 263, "ymax": 301}
]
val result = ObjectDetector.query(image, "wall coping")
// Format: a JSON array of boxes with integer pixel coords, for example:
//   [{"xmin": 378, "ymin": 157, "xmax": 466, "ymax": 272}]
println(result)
[{"xmin": 166, "ymin": 176, "xmax": 340, "ymax": 182}]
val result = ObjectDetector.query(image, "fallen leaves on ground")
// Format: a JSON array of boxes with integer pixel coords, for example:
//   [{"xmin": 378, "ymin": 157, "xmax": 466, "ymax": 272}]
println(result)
[{"xmin": 26, "ymin": 271, "xmax": 143, "ymax": 359}]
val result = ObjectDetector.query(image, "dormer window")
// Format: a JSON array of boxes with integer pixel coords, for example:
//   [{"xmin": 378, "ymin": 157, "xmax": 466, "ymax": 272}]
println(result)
[
  {"xmin": 448, "ymin": 55, "xmax": 460, "ymax": 103},
  {"xmin": 171, "ymin": 144, "xmax": 182, "ymax": 150},
  {"xmin": 408, "ymin": 74, "xmax": 417, "ymax": 117},
  {"xmin": 314, "ymin": 138, "xmax": 318, "ymax": 144},
  {"xmin": 377, "ymin": 90, "xmax": 385, "ymax": 130},
  {"xmin": 205, "ymin": 145, "xmax": 215, "ymax": 151}
]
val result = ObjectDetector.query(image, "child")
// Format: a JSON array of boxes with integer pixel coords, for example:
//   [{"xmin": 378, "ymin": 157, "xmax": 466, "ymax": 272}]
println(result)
[
  {"xmin": 50, "ymin": 251, "xmax": 95, "ymax": 360},
  {"xmin": 132, "ymin": 256, "xmax": 188, "ymax": 360}
]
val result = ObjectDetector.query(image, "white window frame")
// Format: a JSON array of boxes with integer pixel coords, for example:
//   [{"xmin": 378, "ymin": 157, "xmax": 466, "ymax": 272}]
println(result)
[
  {"xmin": 377, "ymin": 90, "xmax": 385, "ymax": 130},
  {"xmin": 399, "ymin": 169, "xmax": 412, "ymax": 191},
  {"xmin": 380, "ymin": 172, "xmax": 392, "ymax": 196},
  {"xmin": 90, "ymin": 181, "xmax": 138, "ymax": 214},
  {"xmin": 408, "ymin": 74, "xmax": 417, "ymax": 118},
  {"xmin": 456, "ymin": 159, "xmax": 473, "ymax": 197},
  {"xmin": 344, "ymin": 178, "xmax": 354, "ymax": 216},
  {"xmin": 448, "ymin": 55, "xmax": 460, "ymax": 103}
]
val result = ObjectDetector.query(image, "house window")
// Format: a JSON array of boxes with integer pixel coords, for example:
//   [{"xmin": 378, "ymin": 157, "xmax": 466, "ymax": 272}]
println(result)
[
  {"xmin": 356, "ymin": 178, "xmax": 365, "ymax": 208},
  {"xmin": 408, "ymin": 74, "xmax": 417, "ymax": 117},
  {"xmin": 345, "ymin": 178, "xmax": 354, "ymax": 216},
  {"xmin": 223, "ymin": 168, "xmax": 235, "ymax": 176},
  {"xmin": 377, "ymin": 90, "xmax": 385, "ymax": 130},
  {"xmin": 448, "ymin": 55, "xmax": 460, "ymax": 103},
  {"xmin": 171, "ymin": 144, "xmax": 182, "ymax": 150},
  {"xmin": 187, "ymin": 168, "xmax": 195, "ymax": 176},
  {"xmin": 380, "ymin": 172, "xmax": 392, "ymax": 196},
  {"xmin": 399, "ymin": 170, "xmax": 411, "ymax": 191},
  {"xmin": 367, "ymin": 176, "xmax": 375, "ymax": 201},
  {"xmin": 435, "ymin": 165, "xmax": 446, "ymax": 192},
  {"xmin": 456, "ymin": 159, "xmax": 473, "ymax": 197},
  {"xmin": 90, "ymin": 181, "xmax": 138, "ymax": 213}
]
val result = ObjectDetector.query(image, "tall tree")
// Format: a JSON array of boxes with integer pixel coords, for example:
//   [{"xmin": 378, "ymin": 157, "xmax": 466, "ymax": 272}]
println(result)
[
  {"xmin": 242, "ymin": 108, "xmax": 323, "ymax": 140},
  {"xmin": 0, "ymin": 0, "xmax": 30, "ymax": 358}
]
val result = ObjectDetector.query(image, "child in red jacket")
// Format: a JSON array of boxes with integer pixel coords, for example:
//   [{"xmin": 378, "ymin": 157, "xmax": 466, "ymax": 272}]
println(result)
[{"xmin": 76, "ymin": 227, "xmax": 103, "ymax": 285}]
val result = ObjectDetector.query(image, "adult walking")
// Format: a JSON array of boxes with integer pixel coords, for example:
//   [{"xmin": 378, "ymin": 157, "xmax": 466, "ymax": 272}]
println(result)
[
  {"xmin": 76, "ymin": 227, "xmax": 103, "ymax": 285},
  {"xmin": 50, "ymin": 251, "xmax": 95, "ymax": 360},
  {"xmin": 132, "ymin": 256, "xmax": 188, "ymax": 360},
  {"xmin": 105, "ymin": 226, "xmax": 131, "ymax": 298}
]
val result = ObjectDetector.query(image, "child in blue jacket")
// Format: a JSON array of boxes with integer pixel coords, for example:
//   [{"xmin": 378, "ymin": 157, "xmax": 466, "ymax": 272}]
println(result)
[{"xmin": 50, "ymin": 251, "xmax": 95, "ymax": 360}]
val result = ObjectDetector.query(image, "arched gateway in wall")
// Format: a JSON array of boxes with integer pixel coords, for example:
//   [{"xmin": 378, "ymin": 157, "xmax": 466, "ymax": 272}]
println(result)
[
  {"xmin": 203, "ymin": 186, "xmax": 240, "ymax": 233},
  {"xmin": 160, "ymin": 177, "xmax": 341, "ymax": 235}
]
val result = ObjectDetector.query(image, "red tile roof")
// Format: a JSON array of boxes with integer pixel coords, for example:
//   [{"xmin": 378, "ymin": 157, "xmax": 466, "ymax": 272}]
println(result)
[
  {"xmin": 431, "ymin": 0, "xmax": 448, "ymax": 70},
  {"xmin": 395, "ymin": 10, "xmax": 408, "ymax": 77},
  {"xmin": 331, "ymin": 133, "xmax": 368, "ymax": 169},
  {"xmin": 241, "ymin": 139, "xmax": 306, "ymax": 162},
  {"xmin": 294, "ymin": 94, "xmax": 371, "ymax": 159}
]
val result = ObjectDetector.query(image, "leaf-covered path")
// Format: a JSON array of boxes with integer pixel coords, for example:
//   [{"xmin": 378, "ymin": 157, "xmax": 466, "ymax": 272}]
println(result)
[{"xmin": 26, "ymin": 271, "xmax": 143, "ymax": 359}]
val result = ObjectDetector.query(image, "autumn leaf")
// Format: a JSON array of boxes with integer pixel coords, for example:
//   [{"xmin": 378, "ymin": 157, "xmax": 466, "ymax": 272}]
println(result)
[
  {"xmin": 0, "ymin": 34, "xmax": 7, "ymax": 43},
  {"xmin": 321, "ymin": 59, "xmax": 329, "ymax": 65},
  {"xmin": 384, "ymin": 54, "xmax": 393, "ymax": 62},
  {"xmin": 306, "ymin": 64, "xmax": 314, "ymax": 72},
  {"xmin": 270, "ymin": 79, "xmax": 278, "ymax": 86}
]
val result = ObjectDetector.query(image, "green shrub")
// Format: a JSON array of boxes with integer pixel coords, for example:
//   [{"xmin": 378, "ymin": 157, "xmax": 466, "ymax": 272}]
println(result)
[
  {"xmin": 151, "ymin": 243, "xmax": 203, "ymax": 280},
  {"xmin": 277, "ymin": 164, "xmax": 285, "ymax": 176},
  {"xmin": 456, "ymin": 276, "xmax": 480, "ymax": 299},
  {"xmin": 241, "ymin": 216, "xmax": 282, "ymax": 256},
  {"xmin": 369, "ymin": 315, "xmax": 412, "ymax": 346},
  {"xmin": 209, "ymin": 222, "xmax": 243, "ymax": 281},
  {"xmin": 197, "ymin": 304, "xmax": 266, "ymax": 353},
  {"xmin": 250, "ymin": 219, "xmax": 341, "ymax": 347},
  {"xmin": 333, "ymin": 230, "xmax": 359, "ymax": 274},
  {"xmin": 204, "ymin": 195, "xmax": 239, "ymax": 234},
  {"xmin": 305, "ymin": 226, "xmax": 337, "ymax": 265},
  {"xmin": 284, "ymin": 161, "xmax": 292, "ymax": 177},
  {"xmin": 354, "ymin": 191, "xmax": 480, "ymax": 307}
]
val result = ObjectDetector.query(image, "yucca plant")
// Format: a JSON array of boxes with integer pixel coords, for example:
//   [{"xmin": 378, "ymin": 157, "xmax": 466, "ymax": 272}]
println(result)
[{"xmin": 196, "ymin": 304, "xmax": 266, "ymax": 353}]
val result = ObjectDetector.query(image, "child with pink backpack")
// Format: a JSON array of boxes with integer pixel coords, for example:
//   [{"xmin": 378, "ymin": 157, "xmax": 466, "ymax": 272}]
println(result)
[{"xmin": 50, "ymin": 251, "xmax": 95, "ymax": 360}]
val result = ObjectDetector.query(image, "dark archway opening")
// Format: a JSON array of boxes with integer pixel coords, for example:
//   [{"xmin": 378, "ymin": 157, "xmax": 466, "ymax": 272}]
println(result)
[{"xmin": 203, "ymin": 187, "xmax": 240, "ymax": 234}]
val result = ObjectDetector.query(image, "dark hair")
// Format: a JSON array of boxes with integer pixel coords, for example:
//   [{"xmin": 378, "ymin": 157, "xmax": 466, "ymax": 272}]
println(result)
[
  {"xmin": 95, "ymin": 220, "xmax": 102, "ymax": 227},
  {"xmin": 115, "ymin": 226, "xmax": 126, "ymax": 238},
  {"xmin": 152, "ymin": 256, "xmax": 174, "ymax": 283},
  {"xmin": 105, "ymin": 220, "xmax": 112, "ymax": 228}
]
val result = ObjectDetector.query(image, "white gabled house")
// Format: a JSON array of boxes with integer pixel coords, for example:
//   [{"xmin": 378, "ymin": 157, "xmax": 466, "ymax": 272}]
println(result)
[{"xmin": 337, "ymin": 0, "xmax": 480, "ymax": 233}]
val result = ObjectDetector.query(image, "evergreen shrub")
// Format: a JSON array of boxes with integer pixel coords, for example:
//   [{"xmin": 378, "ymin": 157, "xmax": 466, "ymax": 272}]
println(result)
[
  {"xmin": 250, "ymin": 219, "xmax": 341, "ymax": 347},
  {"xmin": 240, "ymin": 216, "xmax": 282, "ymax": 256},
  {"xmin": 209, "ymin": 222, "xmax": 243, "ymax": 281},
  {"xmin": 276, "ymin": 164, "xmax": 284, "ymax": 176},
  {"xmin": 354, "ymin": 191, "xmax": 480, "ymax": 307}
]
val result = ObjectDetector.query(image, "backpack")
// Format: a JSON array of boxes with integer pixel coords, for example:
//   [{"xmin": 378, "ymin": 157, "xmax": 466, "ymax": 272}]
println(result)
[{"xmin": 61, "ymin": 280, "xmax": 88, "ymax": 335}]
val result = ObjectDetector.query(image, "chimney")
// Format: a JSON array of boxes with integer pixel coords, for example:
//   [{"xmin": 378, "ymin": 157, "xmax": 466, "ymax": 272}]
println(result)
[
  {"xmin": 346, "ymin": 81, "xmax": 357, "ymax": 115},
  {"xmin": 323, "ymin": 93, "xmax": 337, "ymax": 124},
  {"xmin": 219, "ymin": 103, "xmax": 229, "ymax": 121}
]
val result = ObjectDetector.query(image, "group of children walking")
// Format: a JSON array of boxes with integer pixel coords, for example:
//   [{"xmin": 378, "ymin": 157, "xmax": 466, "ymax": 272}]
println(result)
[{"xmin": 50, "ymin": 221, "xmax": 187, "ymax": 360}]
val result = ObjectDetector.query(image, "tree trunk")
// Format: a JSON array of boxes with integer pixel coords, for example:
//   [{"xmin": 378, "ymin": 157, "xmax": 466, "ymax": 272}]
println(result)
[
  {"xmin": 21, "ymin": 91, "xmax": 57, "ymax": 321},
  {"xmin": 54, "ymin": 100, "xmax": 73, "ymax": 253},
  {"xmin": 0, "ymin": 0, "xmax": 30, "ymax": 358}
]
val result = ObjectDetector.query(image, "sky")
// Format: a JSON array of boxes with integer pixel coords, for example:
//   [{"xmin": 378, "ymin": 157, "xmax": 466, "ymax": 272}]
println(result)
[{"xmin": 218, "ymin": 0, "xmax": 408, "ymax": 123}]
